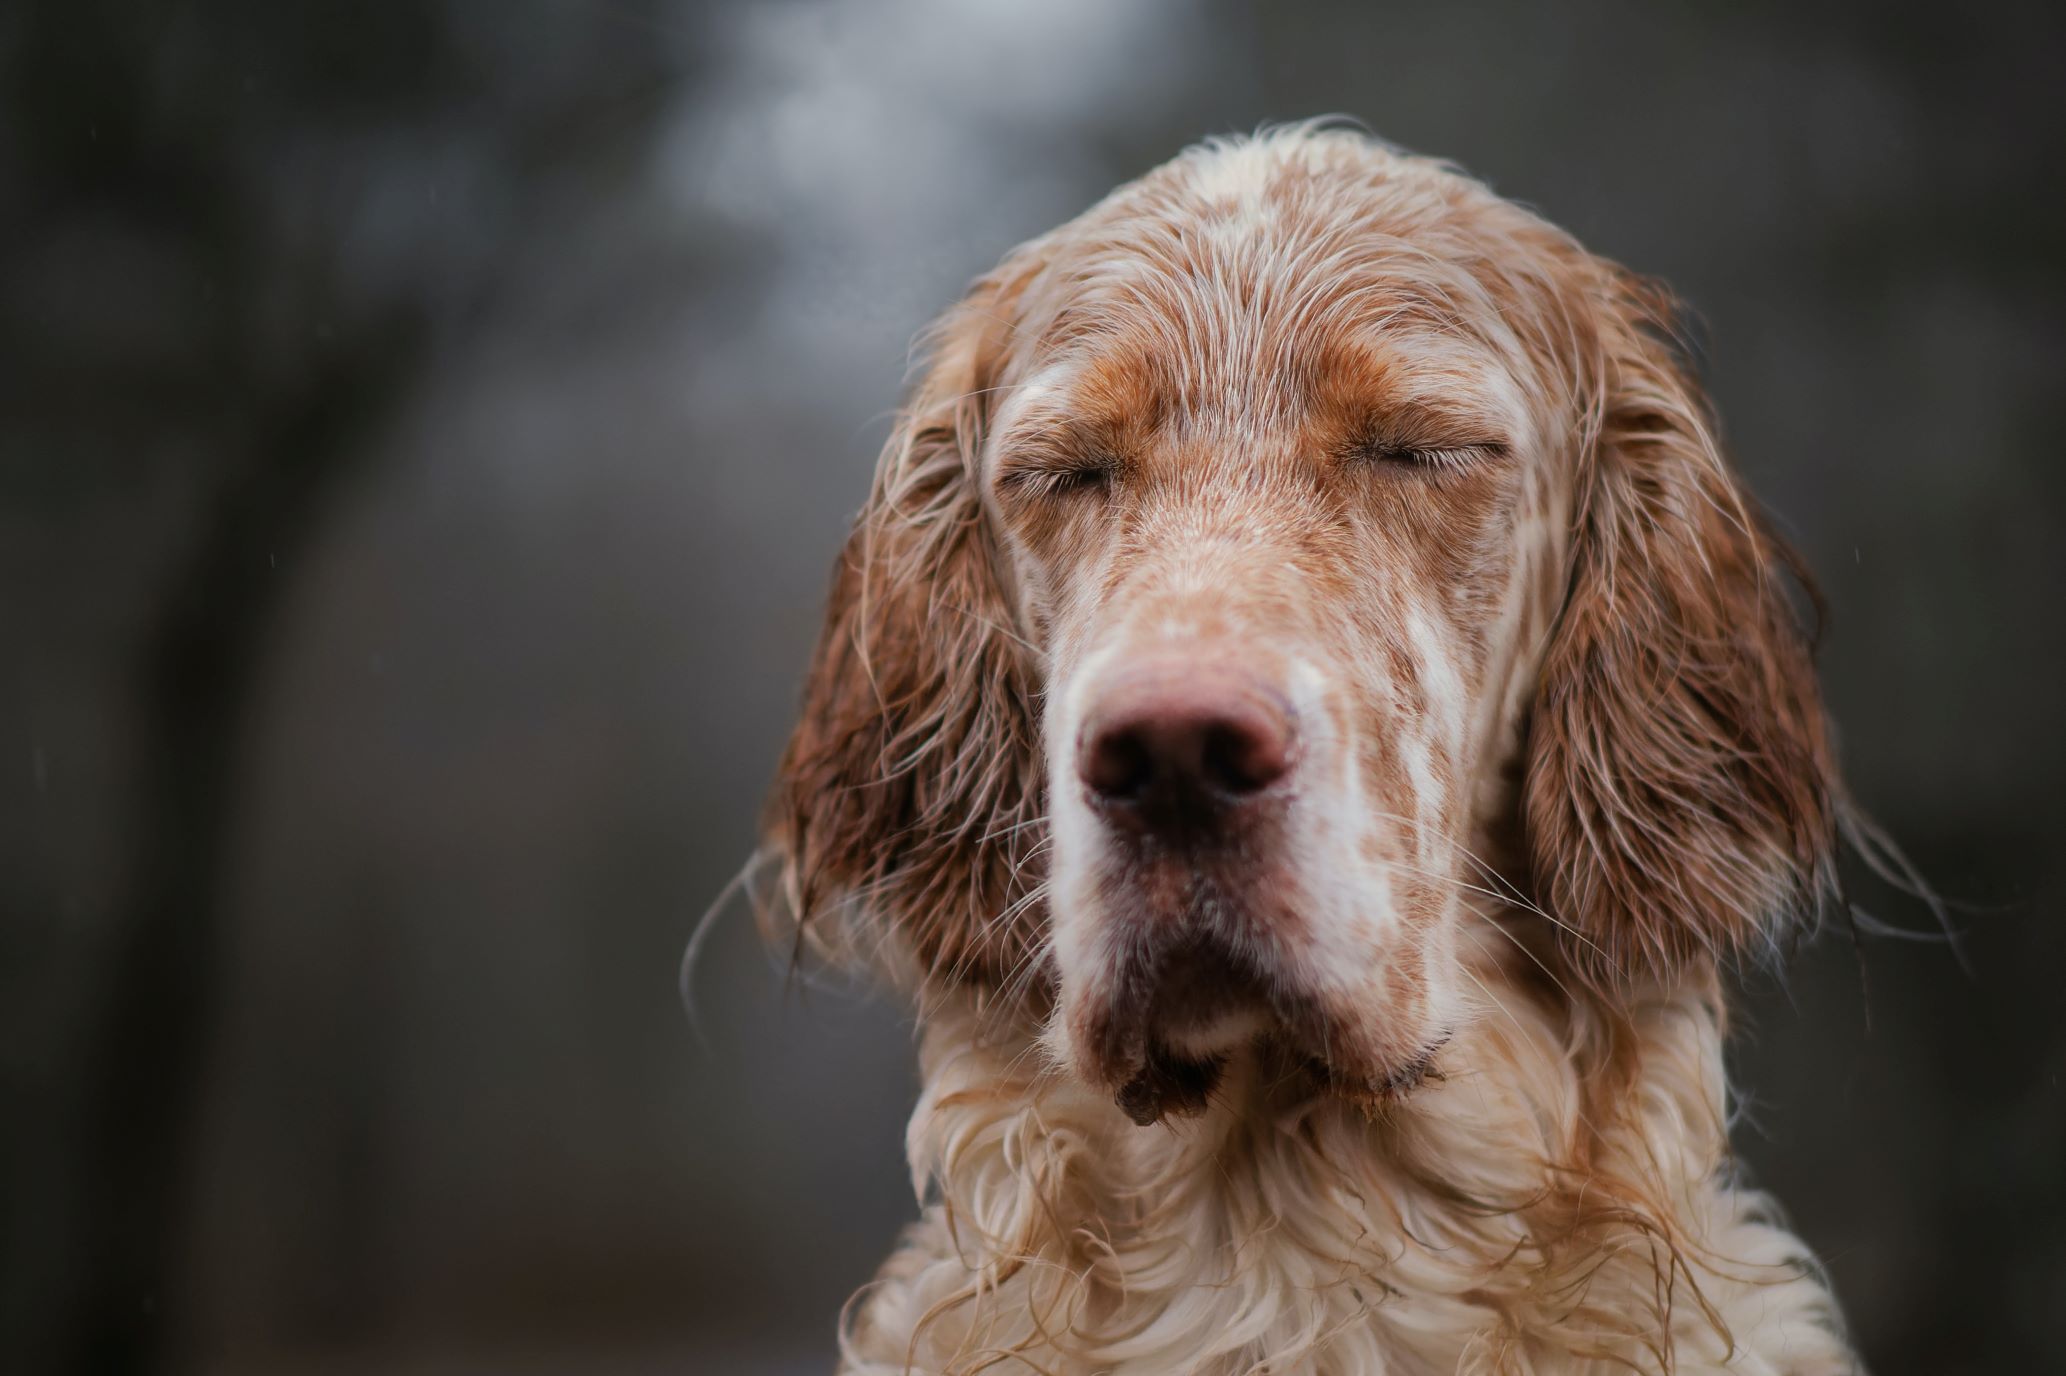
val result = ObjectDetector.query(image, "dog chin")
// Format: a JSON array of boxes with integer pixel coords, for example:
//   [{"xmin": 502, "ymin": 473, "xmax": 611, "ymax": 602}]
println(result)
[
  {"xmin": 1097, "ymin": 1024, "xmax": 1447, "ymax": 1128},
  {"xmin": 1105, "ymin": 1005, "xmax": 1270, "ymax": 1126},
  {"xmin": 1067, "ymin": 963, "xmax": 1447, "ymax": 1127}
]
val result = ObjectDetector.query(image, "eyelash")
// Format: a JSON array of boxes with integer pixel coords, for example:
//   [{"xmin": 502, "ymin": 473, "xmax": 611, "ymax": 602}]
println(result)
[
  {"xmin": 997, "ymin": 439, "xmax": 1499, "ymax": 493},
  {"xmin": 1351, "ymin": 442, "xmax": 1499, "ymax": 474},
  {"xmin": 1000, "ymin": 457, "xmax": 1117, "ymax": 499}
]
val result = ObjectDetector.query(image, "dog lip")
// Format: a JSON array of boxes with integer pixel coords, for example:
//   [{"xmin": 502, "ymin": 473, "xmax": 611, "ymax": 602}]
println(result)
[
  {"xmin": 1083, "ymin": 932, "xmax": 1285, "ymax": 1124},
  {"xmin": 1077, "ymin": 934, "xmax": 1264, "ymax": 1116},
  {"xmin": 1115, "ymin": 1047, "xmax": 1226, "ymax": 1125},
  {"xmin": 1304, "ymin": 1033, "xmax": 1451, "ymax": 1108},
  {"xmin": 1109, "ymin": 1031, "xmax": 1453, "ymax": 1127}
]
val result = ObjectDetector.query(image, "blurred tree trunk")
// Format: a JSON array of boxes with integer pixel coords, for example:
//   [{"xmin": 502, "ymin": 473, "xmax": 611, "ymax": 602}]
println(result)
[
  {"xmin": 0, "ymin": 3, "xmax": 688, "ymax": 1367},
  {"xmin": 0, "ymin": 7, "xmax": 430, "ymax": 1370},
  {"xmin": 65, "ymin": 349, "xmax": 419, "ymax": 1373}
]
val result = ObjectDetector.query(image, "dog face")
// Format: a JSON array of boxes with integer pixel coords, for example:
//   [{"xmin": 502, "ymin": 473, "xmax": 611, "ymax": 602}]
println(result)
[
  {"xmin": 984, "ymin": 209, "xmax": 1570, "ymax": 1117},
  {"xmin": 769, "ymin": 129, "xmax": 1839, "ymax": 1123}
]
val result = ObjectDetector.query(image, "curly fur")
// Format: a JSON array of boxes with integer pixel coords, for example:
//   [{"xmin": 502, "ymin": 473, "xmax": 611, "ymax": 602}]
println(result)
[{"xmin": 840, "ymin": 947, "xmax": 1851, "ymax": 1375}]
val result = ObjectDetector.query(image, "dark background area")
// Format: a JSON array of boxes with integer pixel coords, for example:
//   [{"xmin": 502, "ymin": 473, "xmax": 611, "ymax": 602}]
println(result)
[{"xmin": 3, "ymin": 2, "xmax": 2062, "ymax": 1372}]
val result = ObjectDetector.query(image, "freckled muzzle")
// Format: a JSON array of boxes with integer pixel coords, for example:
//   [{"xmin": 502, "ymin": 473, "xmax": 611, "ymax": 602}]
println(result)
[
  {"xmin": 1064, "ymin": 654, "xmax": 1307, "ymax": 1119},
  {"xmin": 1059, "ymin": 648, "xmax": 1450, "ymax": 1124}
]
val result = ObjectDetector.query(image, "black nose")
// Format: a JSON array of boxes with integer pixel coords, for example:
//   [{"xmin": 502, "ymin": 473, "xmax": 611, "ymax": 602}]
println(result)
[{"xmin": 1077, "ymin": 662, "xmax": 1295, "ymax": 826}]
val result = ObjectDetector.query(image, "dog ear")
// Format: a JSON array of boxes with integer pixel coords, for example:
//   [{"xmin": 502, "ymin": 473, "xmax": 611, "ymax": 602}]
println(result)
[
  {"xmin": 764, "ymin": 263, "xmax": 1047, "ymax": 993},
  {"xmin": 1524, "ymin": 270, "xmax": 1840, "ymax": 991}
]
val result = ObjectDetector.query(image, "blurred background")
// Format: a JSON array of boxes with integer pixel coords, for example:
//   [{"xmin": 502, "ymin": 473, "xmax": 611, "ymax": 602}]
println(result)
[{"xmin": 4, "ymin": 2, "xmax": 2062, "ymax": 1372}]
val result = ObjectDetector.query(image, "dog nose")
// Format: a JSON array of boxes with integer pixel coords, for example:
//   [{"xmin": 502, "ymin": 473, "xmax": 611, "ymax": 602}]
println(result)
[{"xmin": 1078, "ymin": 663, "xmax": 1295, "ymax": 819}]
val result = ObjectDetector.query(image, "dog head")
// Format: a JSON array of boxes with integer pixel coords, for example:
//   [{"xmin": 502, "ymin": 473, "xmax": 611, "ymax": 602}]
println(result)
[{"xmin": 768, "ymin": 129, "xmax": 1838, "ymax": 1122}]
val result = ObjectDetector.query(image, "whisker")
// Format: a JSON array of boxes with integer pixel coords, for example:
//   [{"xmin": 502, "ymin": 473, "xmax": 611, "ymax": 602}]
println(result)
[
  {"xmin": 1458, "ymin": 963, "xmax": 1533, "ymax": 1044},
  {"xmin": 679, "ymin": 848, "xmax": 777, "ymax": 1050}
]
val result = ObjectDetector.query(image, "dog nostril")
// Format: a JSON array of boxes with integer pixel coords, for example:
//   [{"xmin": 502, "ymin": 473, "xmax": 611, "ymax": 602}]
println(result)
[
  {"xmin": 1202, "ymin": 718, "xmax": 1291, "ymax": 795},
  {"xmin": 1082, "ymin": 727, "xmax": 1154, "ymax": 802}
]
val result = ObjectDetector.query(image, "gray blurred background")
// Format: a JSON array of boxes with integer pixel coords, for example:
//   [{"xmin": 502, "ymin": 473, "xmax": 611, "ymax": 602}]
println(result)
[{"xmin": 3, "ymin": 2, "xmax": 2062, "ymax": 1373}]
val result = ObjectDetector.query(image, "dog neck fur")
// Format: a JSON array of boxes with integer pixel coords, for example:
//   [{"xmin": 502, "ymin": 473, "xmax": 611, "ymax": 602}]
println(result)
[{"xmin": 838, "ymin": 928, "xmax": 1856, "ymax": 1376}]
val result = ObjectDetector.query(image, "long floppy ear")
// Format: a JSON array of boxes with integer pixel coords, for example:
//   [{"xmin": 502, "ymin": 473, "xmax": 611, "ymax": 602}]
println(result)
[
  {"xmin": 763, "ymin": 265, "xmax": 1047, "ymax": 994},
  {"xmin": 1525, "ymin": 270, "xmax": 1840, "ymax": 991}
]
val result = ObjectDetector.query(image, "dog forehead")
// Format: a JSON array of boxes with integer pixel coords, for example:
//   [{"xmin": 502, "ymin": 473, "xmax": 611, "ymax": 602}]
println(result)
[
  {"xmin": 1044, "ymin": 134, "xmax": 1484, "ymax": 299},
  {"xmin": 979, "ymin": 134, "xmax": 1560, "ymax": 498},
  {"xmin": 1090, "ymin": 127, "xmax": 1450, "ymax": 243},
  {"xmin": 993, "ymin": 158, "xmax": 1536, "ymax": 418}
]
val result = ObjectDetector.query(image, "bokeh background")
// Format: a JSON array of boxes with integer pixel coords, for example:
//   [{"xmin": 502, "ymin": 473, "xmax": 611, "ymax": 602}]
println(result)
[{"xmin": 5, "ymin": 2, "xmax": 2063, "ymax": 1372}]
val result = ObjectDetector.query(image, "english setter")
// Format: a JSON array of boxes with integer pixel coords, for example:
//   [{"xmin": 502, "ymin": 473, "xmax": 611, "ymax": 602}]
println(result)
[{"xmin": 765, "ymin": 126, "xmax": 1865, "ymax": 1374}]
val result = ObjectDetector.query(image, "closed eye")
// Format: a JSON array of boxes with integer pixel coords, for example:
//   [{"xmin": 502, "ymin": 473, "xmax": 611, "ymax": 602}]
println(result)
[
  {"xmin": 996, "ymin": 454, "xmax": 1119, "ymax": 500},
  {"xmin": 1346, "ymin": 438, "xmax": 1507, "ymax": 475}
]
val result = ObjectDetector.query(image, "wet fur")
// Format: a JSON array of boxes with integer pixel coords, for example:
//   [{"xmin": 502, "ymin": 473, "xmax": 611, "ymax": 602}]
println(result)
[
  {"xmin": 764, "ymin": 126, "xmax": 1861, "ymax": 1374},
  {"xmin": 837, "ymin": 959, "xmax": 1851, "ymax": 1375}
]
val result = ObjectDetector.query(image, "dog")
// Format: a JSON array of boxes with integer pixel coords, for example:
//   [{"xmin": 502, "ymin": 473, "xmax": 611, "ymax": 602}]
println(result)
[{"xmin": 764, "ymin": 125, "xmax": 1867, "ymax": 1374}]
